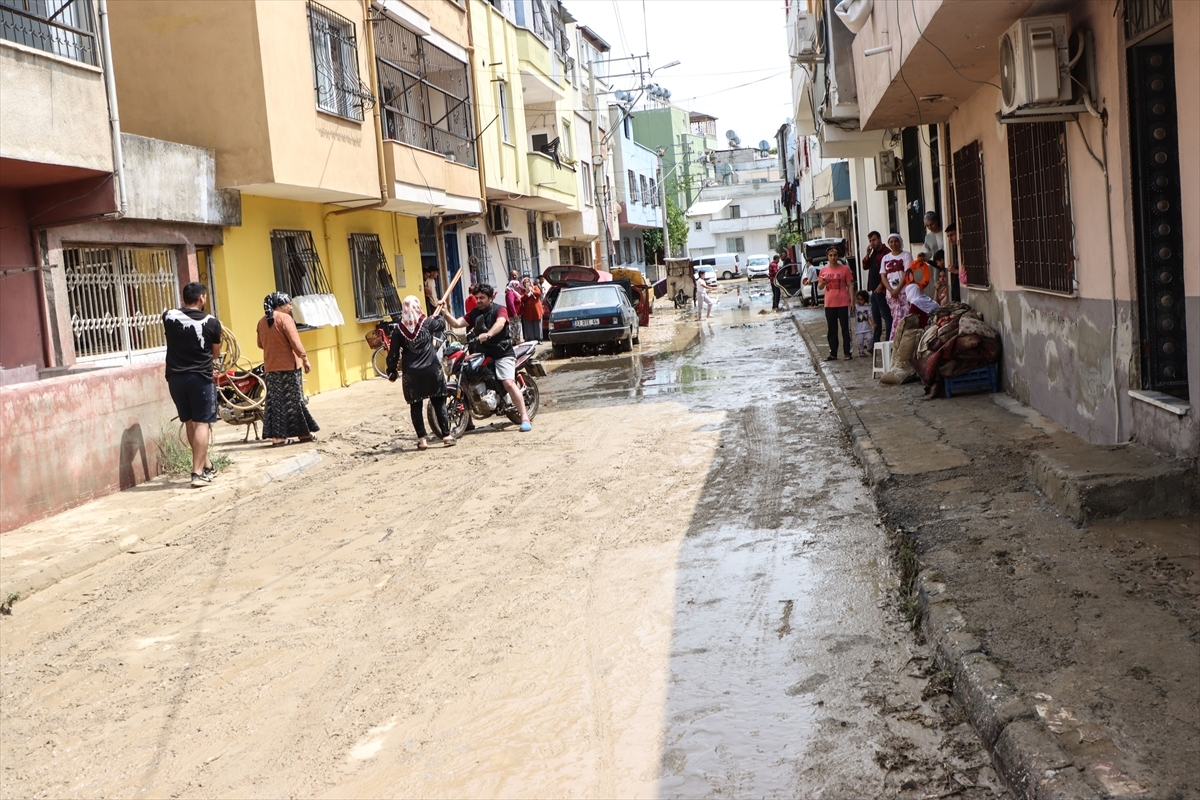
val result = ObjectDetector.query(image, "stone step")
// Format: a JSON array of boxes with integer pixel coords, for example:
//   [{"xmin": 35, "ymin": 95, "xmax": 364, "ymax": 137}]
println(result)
[{"xmin": 1031, "ymin": 442, "xmax": 1197, "ymax": 525}]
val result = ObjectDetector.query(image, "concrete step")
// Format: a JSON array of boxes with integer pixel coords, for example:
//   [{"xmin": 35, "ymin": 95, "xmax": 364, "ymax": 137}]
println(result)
[{"xmin": 1031, "ymin": 442, "xmax": 1197, "ymax": 525}]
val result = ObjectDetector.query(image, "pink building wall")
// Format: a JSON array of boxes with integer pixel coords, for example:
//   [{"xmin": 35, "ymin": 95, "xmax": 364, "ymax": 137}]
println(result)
[{"xmin": 0, "ymin": 363, "xmax": 173, "ymax": 533}]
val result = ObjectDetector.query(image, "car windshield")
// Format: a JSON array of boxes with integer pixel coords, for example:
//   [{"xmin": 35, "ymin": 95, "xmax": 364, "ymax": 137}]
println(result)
[
  {"xmin": 748, "ymin": 257, "xmax": 770, "ymax": 266},
  {"xmin": 556, "ymin": 286, "xmax": 620, "ymax": 310}
]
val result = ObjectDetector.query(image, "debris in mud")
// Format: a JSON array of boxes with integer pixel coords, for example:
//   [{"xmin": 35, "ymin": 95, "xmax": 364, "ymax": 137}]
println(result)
[{"xmin": 921, "ymin": 670, "xmax": 954, "ymax": 700}]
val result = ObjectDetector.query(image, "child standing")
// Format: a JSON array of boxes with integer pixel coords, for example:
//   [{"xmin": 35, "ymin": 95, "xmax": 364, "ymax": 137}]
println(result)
[{"xmin": 854, "ymin": 290, "xmax": 873, "ymax": 356}]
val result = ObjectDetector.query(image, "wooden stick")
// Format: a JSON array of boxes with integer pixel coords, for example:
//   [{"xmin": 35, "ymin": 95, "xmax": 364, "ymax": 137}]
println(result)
[{"xmin": 435, "ymin": 267, "xmax": 465, "ymax": 309}]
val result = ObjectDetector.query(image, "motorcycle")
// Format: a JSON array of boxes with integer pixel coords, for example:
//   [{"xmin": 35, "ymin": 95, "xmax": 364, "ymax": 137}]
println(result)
[{"xmin": 427, "ymin": 334, "xmax": 546, "ymax": 438}]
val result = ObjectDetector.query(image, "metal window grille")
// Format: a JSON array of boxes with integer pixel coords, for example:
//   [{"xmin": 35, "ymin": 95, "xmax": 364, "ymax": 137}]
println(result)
[
  {"xmin": 628, "ymin": 170, "xmax": 639, "ymax": 204},
  {"xmin": 307, "ymin": 0, "xmax": 369, "ymax": 122},
  {"xmin": 726, "ymin": 237, "xmax": 744, "ymax": 253},
  {"xmin": 639, "ymin": 175, "xmax": 649, "ymax": 206},
  {"xmin": 63, "ymin": 246, "xmax": 179, "ymax": 360},
  {"xmin": 348, "ymin": 233, "xmax": 402, "ymax": 321},
  {"xmin": 503, "ymin": 237, "xmax": 529, "ymax": 276},
  {"xmin": 375, "ymin": 17, "xmax": 476, "ymax": 166},
  {"xmin": 270, "ymin": 230, "xmax": 334, "ymax": 298},
  {"xmin": 0, "ymin": 0, "xmax": 97, "ymax": 65},
  {"xmin": 1125, "ymin": 0, "xmax": 1171, "ymax": 43},
  {"xmin": 649, "ymin": 177, "xmax": 657, "ymax": 207},
  {"xmin": 951, "ymin": 140, "xmax": 990, "ymax": 287},
  {"xmin": 1007, "ymin": 122, "xmax": 1075, "ymax": 293},
  {"xmin": 466, "ymin": 232, "xmax": 490, "ymax": 286}
]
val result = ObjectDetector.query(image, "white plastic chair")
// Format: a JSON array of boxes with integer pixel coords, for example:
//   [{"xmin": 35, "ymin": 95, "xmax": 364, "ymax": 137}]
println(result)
[{"xmin": 872, "ymin": 340, "xmax": 892, "ymax": 379}]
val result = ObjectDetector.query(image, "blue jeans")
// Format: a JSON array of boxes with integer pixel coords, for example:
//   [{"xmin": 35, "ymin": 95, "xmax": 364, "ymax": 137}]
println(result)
[{"xmin": 870, "ymin": 291, "xmax": 892, "ymax": 342}]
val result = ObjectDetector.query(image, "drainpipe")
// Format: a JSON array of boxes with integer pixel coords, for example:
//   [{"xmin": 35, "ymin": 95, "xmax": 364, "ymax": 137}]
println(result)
[{"xmin": 97, "ymin": 0, "xmax": 127, "ymax": 217}]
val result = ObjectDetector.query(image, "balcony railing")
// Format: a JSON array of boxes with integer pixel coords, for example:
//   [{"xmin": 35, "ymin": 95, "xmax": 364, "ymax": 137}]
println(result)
[{"xmin": 1, "ymin": 0, "xmax": 98, "ymax": 66}]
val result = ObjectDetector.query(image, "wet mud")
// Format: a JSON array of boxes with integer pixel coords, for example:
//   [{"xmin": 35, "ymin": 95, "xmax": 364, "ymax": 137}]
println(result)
[{"xmin": 1, "ymin": 281, "xmax": 1003, "ymax": 798}]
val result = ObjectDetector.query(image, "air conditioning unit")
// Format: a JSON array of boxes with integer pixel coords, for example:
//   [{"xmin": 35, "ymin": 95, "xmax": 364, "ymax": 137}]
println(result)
[
  {"xmin": 542, "ymin": 220, "xmax": 562, "ymax": 240},
  {"xmin": 999, "ymin": 15, "xmax": 1072, "ymax": 115},
  {"xmin": 489, "ymin": 204, "xmax": 511, "ymax": 233},
  {"xmin": 875, "ymin": 151, "xmax": 904, "ymax": 190},
  {"xmin": 790, "ymin": 11, "xmax": 818, "ymax": 63}
]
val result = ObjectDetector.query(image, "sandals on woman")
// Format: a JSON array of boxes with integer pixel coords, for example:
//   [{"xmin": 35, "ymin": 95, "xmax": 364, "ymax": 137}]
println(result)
[{"xmin": 417, "ymin": 438, "xmax": 429, "ymax": 451}]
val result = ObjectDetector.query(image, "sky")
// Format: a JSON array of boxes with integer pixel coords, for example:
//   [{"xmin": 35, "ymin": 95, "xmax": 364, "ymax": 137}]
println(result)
[{"xmin": 568, "ymin": 0, "xmax": 793, "ymax": 147}]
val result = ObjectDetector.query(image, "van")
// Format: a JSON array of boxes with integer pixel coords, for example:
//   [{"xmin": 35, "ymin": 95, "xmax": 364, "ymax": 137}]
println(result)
[{"xmin": 691, "ymin": 253, "xmax": 742, "ymax": 280}]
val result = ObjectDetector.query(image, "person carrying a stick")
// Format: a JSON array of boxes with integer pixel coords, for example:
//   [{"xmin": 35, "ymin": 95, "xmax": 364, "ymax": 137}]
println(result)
[{"xmin": 387, "ymin": 295, "xmax": 457, "ymax": 450}]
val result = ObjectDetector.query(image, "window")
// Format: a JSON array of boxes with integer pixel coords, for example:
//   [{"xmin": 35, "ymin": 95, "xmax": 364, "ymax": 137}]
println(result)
[
  {"xmin": 649, "ymin": 177, "xmax": 658, "ymax": 207},
  {"xmin": 504, "ymin": 237, "xmax": 529, "ymax": 275},
  {"xmin": 375, "ymin": 17, "xmax": 476, "ymax": 166},
  {"xmin": 270, "ymin": 230, "xmax": 334, "ymax": 301},
  {"xmin": 1007, "ymin": 122, "xmax": 1073, "ymax": 292},
  {"xmin": 773, "ymin": 199, "xmax": 781, "ymax": 214},
  {"xmin": 951, "ymin": 140, "xmax": 990, "ymax": 287},
  {"xmin": 628, "ymin": 170, "xmax": 639, "ymax": 204},
  {"xmin": 694, "ymin": 220, "xmax": 703, "ymax": 231},
  {"xmin": 466, "ymin": 232, "xmax": 491, "ymax": 285},
  {"xmin": 0, "ymin": 0, "xmax": 97, "ymax": 65},
  {"xmin": 526, "ymin": 210, "xmax": 541, "ymax": 275},
  {"xmin": 561, "ymin": 120, "xmax": 571, "ymax": 159},
  {"xmin": 639, "ymin": 175, "xmax": 649, "ymax": 206},
  {"xmin": 63, "ymin": 246, "xmax": 179, "ymax": 360},
  {"xmin": 636, "ymin": 238, "xmax": 644, "ymax": 262},
  {"xmin": 348, "ymin": 233, "xmax": 402, "ymax": 321},
  {"xmin": 726, "ymin": 237, "xmax": 745, "ymax": 253},
  {"xmin": 623, "ymin": 115, "xmax": 632, "ymax": 139},
  {"xmin": 307, "ymin": 1, "xmax": 367, "ymax": 122},
  {"xmin": 498, "ymin": 81, "xmax": 511, "ymax": 143},
  {"xmin": 768, "ymin": 234, "xmax": 778, "ymax": 251},
  {"xmin": 582, "ymin": 161, "xmax": 593, "ymax": 205},
  {"xmin": 624, "ymin": 238, "xmax": 633, "ymax": 264},
  {"xmin": 729, "ymin": 205, "xmax": 741, "ymax": 219}
]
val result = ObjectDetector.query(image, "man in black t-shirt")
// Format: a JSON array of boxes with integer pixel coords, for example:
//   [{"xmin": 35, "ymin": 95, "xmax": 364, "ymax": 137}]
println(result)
[
  {"xmin": 162, "ymin": 282, "xmax": 223, "ymax": 486},
  {"xmin": 440, "ymin": 283, "xmax": 531, "ymax": 432},
  {"xmin": 862, "ymin": 230, "xmax": 890, "ymax": 345}
]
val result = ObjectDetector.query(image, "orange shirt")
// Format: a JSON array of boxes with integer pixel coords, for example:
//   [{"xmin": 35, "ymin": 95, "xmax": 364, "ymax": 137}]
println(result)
[{"xmin": 256, "ymin": 311, "xmax": 307, "ymax": 372}]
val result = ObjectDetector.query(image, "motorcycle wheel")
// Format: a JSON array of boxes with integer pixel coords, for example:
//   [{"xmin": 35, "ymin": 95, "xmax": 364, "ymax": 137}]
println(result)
[
  {"xmin": 426, "ymin": 395, "xmax": 470, "ymax": 439},
  {"xmin": 505, "ymin": 374, "xmax": 540, "ymax": 424},
  {"xmin": 371, "ymin": 346, "xmax": 389, "ymax": 378}
]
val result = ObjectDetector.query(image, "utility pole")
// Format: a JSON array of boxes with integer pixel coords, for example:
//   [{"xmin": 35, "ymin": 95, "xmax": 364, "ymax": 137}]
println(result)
[
  {"xmin": 681, "ymin": 137, "xmax": 692, "ymax": 210},
  {"xmin": 658, "ymin": 153, "xmax": 670, "ymax": 258},
  {"xmin": 588, "ymin": 62, "xmax": 610, "ymax": 270}
]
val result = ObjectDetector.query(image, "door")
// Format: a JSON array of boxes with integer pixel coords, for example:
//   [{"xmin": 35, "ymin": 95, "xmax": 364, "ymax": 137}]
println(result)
[
  {"xmin": 901, "ymin": 127, "xmax": 925, "ymax": 247},
  {"xmin": 196, "ymin": 246, "xmax": 218, "ymax": 317},
  {"xmin": 443, "ymin": 226, "xmax": 466, "ymax": 318},
  {"xmin": 1128, "ymin": 44, "xmax": 1189, "ymax": 398}
]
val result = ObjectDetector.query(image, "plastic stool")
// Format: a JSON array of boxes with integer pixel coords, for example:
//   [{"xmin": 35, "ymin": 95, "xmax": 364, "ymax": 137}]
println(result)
[{"xmin": 872, "ymin": 341, "xmax": 892, "ymax": 379}]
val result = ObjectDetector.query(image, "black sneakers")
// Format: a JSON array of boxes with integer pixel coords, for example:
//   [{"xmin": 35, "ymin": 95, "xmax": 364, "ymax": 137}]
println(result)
[{"xmin": 191, "ymin": 470, "xmax": 214, "ymax": 488}]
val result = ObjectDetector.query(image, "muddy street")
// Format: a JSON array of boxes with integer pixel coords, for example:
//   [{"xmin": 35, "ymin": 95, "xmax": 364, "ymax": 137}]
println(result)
[{"xmin": 1, "ymin": 284, "xmax": 1002, "ymax": 798}]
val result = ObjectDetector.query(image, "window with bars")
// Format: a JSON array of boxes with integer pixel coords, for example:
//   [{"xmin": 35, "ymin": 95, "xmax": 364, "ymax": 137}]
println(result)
[
  {"xmin": 649, "ymin": 177, "xmax": 658, "ymax": 207},
  {"xmin": 726, "ymin": 237, "xmax": 745, "ymax": 253},
  {"xmin": 1007, "ymin": 121, "xmax": 1075, "ymax": 293},
  {"xmin": 466, "ymin": 232, "xmax": 491, "ymax": 286},
  {"xmin": 503, "ymin": 237, "xmax": 529, "ymax": 276},
  {"xmin": 348, "ymin": 233, "xmax": 402, "ymax": 321},
  {"xmin": 639, "ymin": 175, "xmax": 649, "ymax": 206},
  {"xmin": 307, "ymin": 1, "xmax": 367, "ymax": 122},
  {"xmin": 0, "ymin": 0, "xmax": 98, "ymax": 65},
  {"xmin": 63, "ymin": 246, "xmax": 179, "ymax": 360},
  {"xmin": 270, "ymin": 230, "xmax": 334, "ymax": 300},
  {"xmin": 628, "ymin": 170, "xmax": 639, "ymax": 204},
  {"xmin": 375, "ymin": 16, "xmax": 477, "ymax": 167},
  {"xmin": 951, "ymin": 140, "xmax": 990, "ymax": 287}
]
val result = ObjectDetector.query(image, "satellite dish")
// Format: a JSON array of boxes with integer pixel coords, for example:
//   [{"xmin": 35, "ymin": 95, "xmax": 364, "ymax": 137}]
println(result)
[
  {"xmin": 758, "ymin": 139, "xmax": 771, "ymax": 152},
  {"xmin": 662, "ymin": 89, "xmax": 671, "ymax": 100},
  {"xmin": 725, "ymin": 129, "xmax": 738, "ymax": 141},
  {"xmin": 719, "ymin": 163, "xmax": 733, "ymax": 175}
]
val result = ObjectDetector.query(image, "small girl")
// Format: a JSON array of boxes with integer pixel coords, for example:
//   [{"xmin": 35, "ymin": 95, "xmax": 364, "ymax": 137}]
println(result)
[{"xmin": 854, "ymin": 290, "xmax": 873, "ymax": 356}]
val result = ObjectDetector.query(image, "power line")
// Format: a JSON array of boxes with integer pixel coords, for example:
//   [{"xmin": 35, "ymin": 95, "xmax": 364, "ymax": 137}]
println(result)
[{"xmin": 678, "ymin": 70, "xmax": 787, "ymax": 101}]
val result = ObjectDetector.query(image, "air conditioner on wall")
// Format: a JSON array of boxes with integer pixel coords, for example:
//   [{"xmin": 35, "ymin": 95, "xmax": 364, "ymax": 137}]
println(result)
[
  {"xmin": 489, "ymin": 204, "xmax": 511, "ymax": 234},
  {"xmin": 542, "ymin": 220, "xmax": 562, "ymax": 240},
  {"xmin": 874, "ymin": 151, "xmax": 904, "ymax": 191},
  {"xmin": 999, "ymin": 15, "xmax": 1072, "ymax": 115}
]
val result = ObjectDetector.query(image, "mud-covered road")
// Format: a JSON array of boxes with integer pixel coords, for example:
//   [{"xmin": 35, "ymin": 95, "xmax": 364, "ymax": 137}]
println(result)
[{"xmin": 1, "ymin": 282, "xmax": 1006, "ymax": 798}]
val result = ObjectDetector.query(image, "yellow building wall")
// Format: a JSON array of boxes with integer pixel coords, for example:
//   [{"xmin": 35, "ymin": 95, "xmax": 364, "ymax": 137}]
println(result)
[
  {"xmin": 210, "ymin": 195, "xmax": 423, "ymax": 396},
  {"xmin": 408, "ymin": 0, "xmax": 470, "ymax": 50},
  {"xmin": 468, "ymin": 0, "xmax": 529, "ymax": 196}
]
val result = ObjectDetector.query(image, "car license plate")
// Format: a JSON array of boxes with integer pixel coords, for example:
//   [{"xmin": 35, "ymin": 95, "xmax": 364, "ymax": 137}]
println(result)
[{"xmin": 573, "ymin": 319, "xmax": 599, "ymax": 327}]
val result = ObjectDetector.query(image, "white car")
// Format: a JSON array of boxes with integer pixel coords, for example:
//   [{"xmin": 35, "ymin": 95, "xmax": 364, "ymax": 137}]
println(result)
[
  {"xmin": 692, "ymin": 254, "xmax": 742, "ymax": 280},
  {"xmin": 745, "ymin": 254, "xmax": 772, "ymax": 280}
]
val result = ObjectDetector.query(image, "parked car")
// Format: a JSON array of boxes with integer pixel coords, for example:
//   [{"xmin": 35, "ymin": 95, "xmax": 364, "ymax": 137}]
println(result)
[
  {"xmin": 745, "ymin": 254, "xmax": 772, "ymax": 280},
  {"xmin": 547, "ymin": 284, "xmax": 640, "ymax": 357},
  {"xmin": 774, "ymin": 237, "xmax": 848, "ymax": 306},
  {"xmin": 692, "ymin": 253, "xmax": 742, "ymax": 280},
  {"xmin": 540, "ymin": 264, "xmax": 611, "ymax": 338}
]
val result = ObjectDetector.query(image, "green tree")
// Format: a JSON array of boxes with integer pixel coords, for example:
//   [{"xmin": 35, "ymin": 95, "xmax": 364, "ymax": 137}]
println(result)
[
  {"xmin": 665, "ymin": 195, "xmax": 688, "ymax": 257},
  {"xmin": 773, "ymin": 215, "xmax": 802, "ymax": 256}
]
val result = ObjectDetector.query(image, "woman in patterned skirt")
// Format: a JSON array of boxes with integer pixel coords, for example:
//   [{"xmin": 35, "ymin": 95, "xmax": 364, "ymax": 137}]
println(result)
[{"xmin": 256, "ymin": 292, "xmax": 319, "ymax": 446}]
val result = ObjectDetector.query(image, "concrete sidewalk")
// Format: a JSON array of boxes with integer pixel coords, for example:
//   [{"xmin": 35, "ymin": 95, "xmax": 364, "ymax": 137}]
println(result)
[
  {"xmin": 792, "ymin": 310, "xmax": 1199, "ymax": 800},
  {"xmin": 0, "ymin": 377, "xmax": 402, "ymax": 605}
]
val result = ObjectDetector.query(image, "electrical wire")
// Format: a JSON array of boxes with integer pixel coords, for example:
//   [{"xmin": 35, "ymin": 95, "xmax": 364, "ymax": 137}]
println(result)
[
  {"xmin": 678, "ymin": 70, "xmax": 787, "ymax": 101},
  {"xmin": 909, "ymin": 0, "xmax": 1002, "ymax": 92}
]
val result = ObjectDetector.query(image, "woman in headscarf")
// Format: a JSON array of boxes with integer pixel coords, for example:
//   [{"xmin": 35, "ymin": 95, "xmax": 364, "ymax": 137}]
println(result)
[
  {"xmin": 902, "ymin": 282, "xmax": 941, "ymax": 328},
  {"xmin": 505, "ymin": 275, "xmax": 525, "ymax": 344},
  {"xmin": 386, "ymin": 295, "xmax": 456, "ymax": 450},
  {"xmin": 256, "ymin": 292, "xmax": 319, "ymax": 446},
  {"xmin": 881, "ymin": 233, "xmax": 914, "ymax": 340}
]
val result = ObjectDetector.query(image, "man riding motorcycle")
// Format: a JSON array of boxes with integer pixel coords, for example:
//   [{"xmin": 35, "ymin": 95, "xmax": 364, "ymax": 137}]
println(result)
[{"xmin": 440, "ymin": 283, "xmax": 532, "ymax": 432}]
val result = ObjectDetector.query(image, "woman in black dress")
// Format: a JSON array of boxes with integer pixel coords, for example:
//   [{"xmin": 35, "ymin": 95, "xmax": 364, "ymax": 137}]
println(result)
[{"xmin": 386, "ymin": 295, "xmax": 455, "ymax": 450}]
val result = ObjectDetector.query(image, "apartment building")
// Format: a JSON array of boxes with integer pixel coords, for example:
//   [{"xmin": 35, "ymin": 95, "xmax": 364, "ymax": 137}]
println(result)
[
  {"xmin": 630, "ymin": 104, "xmax": 717, "ymax": 214},
  {"xmin": 607, "ymin": 105, "xmax": 662, "ymax": 273},
  {"xmin": 687, "ymin": 149, "xmax": 783, "ymax": 260},
  {"xmin": 786, "ymin": 0, "xmax": 1198, "ymax": 460}
]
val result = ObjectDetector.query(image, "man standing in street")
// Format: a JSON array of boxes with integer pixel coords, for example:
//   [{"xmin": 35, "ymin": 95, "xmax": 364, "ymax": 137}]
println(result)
[
  {"xmin": 945, "ymin": 223, "xmax": 962, "ymax": 302},
  {"xmin": 768, "ymin": 254, "xmax": 781, "ymax": 311},
  {"xmin": 817, "ymin": 246, "xmax": 855, "ymax": 360},
  {"xmin": 862, "ymin": 230, "xmax": 889, "ymax": 345},
  {"xmin": 162, "ymin": 282, "xmax": 222, "ymax": 487}
]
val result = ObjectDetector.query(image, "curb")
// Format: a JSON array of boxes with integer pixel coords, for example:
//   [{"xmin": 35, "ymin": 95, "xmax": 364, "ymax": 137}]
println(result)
[
  {"xmin": 789, "ymin": 312, "xmax": 1098, "ymax": 800},
  {"xmin": 1, "ymin": 451, "xmax": 322, "ymax": 607}
]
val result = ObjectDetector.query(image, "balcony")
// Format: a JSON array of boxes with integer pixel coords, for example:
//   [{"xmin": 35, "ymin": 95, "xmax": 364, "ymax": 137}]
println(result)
[
  {"xmin": 809, "ymin": 162, "xmax": 850, "ymax": 212},
  {"xmin": 708, "ymin": 213, "xmax": 779, "ymax": 235},
  {"xmin": 515, "ymin": 26, "xmax": 564, "ymax": 104},
  {"xmin": 852, "ymin": 0, "xmax": 1036, "ymax": 130},
  {"xmin": 1, "ymin": 0, "xmax": 98, "ymax": 66},
  {"xmin": 526, "ymin": 151, "xmax": 576, "ymax": 211},
  {"xmin": 382, "ymin": 139, "xmax": 482, "ymax": 216}
]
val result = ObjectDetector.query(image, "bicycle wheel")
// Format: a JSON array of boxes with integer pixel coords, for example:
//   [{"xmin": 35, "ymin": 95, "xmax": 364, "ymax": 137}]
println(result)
[{"xmin": 371, "ymin": 345, "xmax": 389, "ymax": 378}]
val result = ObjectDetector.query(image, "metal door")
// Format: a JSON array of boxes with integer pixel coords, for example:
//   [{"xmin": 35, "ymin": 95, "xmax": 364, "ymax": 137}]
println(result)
[{"xmin": 1128, "ymin": 44, "xmax": 1189, "ymax": 397}]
